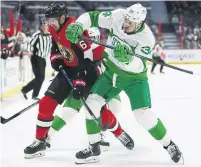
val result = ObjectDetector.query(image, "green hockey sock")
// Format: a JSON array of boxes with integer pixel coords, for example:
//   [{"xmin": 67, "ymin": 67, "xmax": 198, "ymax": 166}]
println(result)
[
  {"xmin": 86, "ymin": 118, "xmax": 101, "ymax": 134},
  {"xmin": 51, "ymin": 115, "xmax": 67, "ymax": 131},
  {"xmin": 148, "ymin": 119, "xmax": 167, "ymax": 140}
]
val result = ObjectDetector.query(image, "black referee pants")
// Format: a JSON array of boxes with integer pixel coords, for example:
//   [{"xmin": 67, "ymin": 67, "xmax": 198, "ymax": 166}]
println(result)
[
  {"xmin": 151, "ymin": 57, "xmax": 165, "ymax": 73},
  {"xmin": 22, "ymin": 55, "xmax": 46, "ymax": 98}
]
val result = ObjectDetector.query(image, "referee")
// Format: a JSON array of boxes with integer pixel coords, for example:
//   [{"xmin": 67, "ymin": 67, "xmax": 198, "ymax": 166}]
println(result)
[
  {"xmin": 21, "ymin": 19, "xmax": 52, "ymax": 100},
  {"xmin": 151, "ymin": 40, "xmax": 165, "ymax": 74}
]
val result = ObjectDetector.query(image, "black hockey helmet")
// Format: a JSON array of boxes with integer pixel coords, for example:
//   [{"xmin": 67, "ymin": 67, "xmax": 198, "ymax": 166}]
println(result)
[{"xmin": 45, "ymin": 3, "xmax": 68, "ymax": 19}]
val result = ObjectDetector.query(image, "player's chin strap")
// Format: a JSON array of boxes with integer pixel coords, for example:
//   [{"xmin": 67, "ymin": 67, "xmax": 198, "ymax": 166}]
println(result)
[
  {"xmin": 80, "ymin": 36, "xmax": 201, "ymax": 76},
  {"xmin": 59, "ymin": 65, "xmax": 109, "ymax": 131}
]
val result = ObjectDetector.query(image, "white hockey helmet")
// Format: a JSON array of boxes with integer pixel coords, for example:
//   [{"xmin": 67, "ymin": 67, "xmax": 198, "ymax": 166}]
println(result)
[
  {"xmin": 125, "ymin": 3, "xmax": 147, "ymax": 23},
  {"xmin": 88, "ymin": 27, "xmax": 100, "ymax": 42}
]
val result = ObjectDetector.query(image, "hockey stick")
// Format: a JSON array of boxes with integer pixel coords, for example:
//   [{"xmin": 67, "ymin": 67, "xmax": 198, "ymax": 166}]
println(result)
[
  {"xmin": 0, "ymin": 100, "xmax": 39, "ymax": 124},
  {"xmin": 80, "ymin": 36, "xmax": 200, "ymax": 75},
  {"xmin": 59, "ymin": 66, "xmax": 109, "ymax": 131}
]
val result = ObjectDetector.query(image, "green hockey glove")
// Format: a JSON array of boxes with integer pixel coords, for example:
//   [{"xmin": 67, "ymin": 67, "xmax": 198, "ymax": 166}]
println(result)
[
  {"xmin": 114, "ymin": 44, "xmax": 133, "ymax": 63},
  {"xmin": 65, "ymin": 22, "xmax": 84, "ymax": 44}
]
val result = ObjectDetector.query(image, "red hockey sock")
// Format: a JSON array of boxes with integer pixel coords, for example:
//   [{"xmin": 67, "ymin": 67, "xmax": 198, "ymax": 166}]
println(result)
[
  {"xmin": 101, "ymin": 106, "xmax": 123, "ymax": 137},
  {"xmin": 36, "ymin": 96, "xmax": 58, "ymax": 139}
]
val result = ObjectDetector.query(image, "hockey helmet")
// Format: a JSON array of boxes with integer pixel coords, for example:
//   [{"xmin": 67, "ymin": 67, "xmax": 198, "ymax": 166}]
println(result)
[
  {"xmin": 45, "ymin": 3, "xmax": 68, "ymax": 19},
  {"xmin": 88, "ymin": 27, "xmax": 100, "ymax": 42},
  {"xmin": 125, "ymin": 3, "xmax": 147, "ymax": 23}
]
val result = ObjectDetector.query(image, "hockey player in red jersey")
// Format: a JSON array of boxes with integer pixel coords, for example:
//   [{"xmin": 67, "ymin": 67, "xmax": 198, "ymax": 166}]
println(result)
[
  {"xmin": 24, "ymin": 3, "xmax": 134, "ymax": 159},
  {"xmin": 46, "ymin": 27, "xmax": 124, "ymax": 152}
]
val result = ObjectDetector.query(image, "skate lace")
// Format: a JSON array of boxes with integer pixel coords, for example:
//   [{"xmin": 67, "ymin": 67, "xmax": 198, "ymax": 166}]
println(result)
[
  {"xmin": 118, "ymin": 132, "xmax": 130, "ymax": 145},
  {"xmin": 82, "ymin": 147, "xmax": 92, "ymax": 154},
  {"xmin": 29, "ymin": 140, "xmax": 41, "ymax": 148},
  {"xmin": 167, "ymin": 144, "xmax": 177, "ymax": 157}
]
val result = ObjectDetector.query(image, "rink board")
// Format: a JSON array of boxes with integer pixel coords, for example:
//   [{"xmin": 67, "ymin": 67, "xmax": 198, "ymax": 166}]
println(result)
[
  {"xmin": 1, "ymin": 49, "xmax": 201, "ymax": 100},
  {"xmin": 0, "ymin": 56, "xmax": 53, "ymax": 100}
]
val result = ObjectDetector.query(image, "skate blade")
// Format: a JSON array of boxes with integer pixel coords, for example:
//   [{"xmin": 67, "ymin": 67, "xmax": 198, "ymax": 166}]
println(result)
[
  {"xmin": 178, "ymin": 153, "xmax": 185, "ymax": 165},
  {"xmin": 75, "ymin": 156, "xmax": 99, "ymax": 164},
  {"xmin": 24, "ymin": 151, "xmax": 45, "ymax": 159}
]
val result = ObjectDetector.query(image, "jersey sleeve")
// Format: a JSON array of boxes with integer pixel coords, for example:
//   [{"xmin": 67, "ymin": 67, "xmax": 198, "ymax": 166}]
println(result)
[
  {"xmin": 76, "ymin": 11, "xmax": 114, "ymax": 30},
  {"xmin": 134, "ymin": 45, "xmax": 153, "ymax": 58},
  {"xmin": 92, "ymin": 45, "xmax": 105, "ymax": 61},
  {"xmin": 134, "ymin": 35, "xmax": 155, "ymax": 58},
  {"xmin": 76, "ymin": 30, "xmax": 94, "ymax": 61}
]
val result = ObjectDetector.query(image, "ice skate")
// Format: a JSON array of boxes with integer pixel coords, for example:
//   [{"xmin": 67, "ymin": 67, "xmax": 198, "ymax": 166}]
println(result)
[
  {"xmin": 100, "ymin": 132, "xmax": 110, "ymax": 151},
  {"xmin": 45, "ymin": 135, "xmax": 51, "ymax": 148},
  {"xmin": 24, "ymin": 139, "xmax": 46, "ymax": 159},
  {"xmin": 75, "ymin": 142, "xmax": 101, "ymax": 164},
  {"xmin": 164, "ymin": 141, "xmax": 183, "ymax": 163},
  {"xmin": 116, "ymin": 130, "xmax": 134, "ymax": 150}
]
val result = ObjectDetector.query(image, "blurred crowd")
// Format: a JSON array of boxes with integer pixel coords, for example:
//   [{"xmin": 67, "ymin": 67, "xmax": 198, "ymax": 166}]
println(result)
[
  {"xmin": 167, "ymin": 1, "xmax": 201, "ymax": 49},
  {"xmin": 0, "ymin": 9, "xmax": 31, "ymax": 60},
  {"xmin": 1, "ymin": 0, "xmax": 201, "ymax": 59}
]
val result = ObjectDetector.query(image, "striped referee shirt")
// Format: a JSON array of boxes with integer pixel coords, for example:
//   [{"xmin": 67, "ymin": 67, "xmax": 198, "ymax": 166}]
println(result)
[{"xmin": 28, "ymin": 30, "xmax": 52, "ymax": 58}]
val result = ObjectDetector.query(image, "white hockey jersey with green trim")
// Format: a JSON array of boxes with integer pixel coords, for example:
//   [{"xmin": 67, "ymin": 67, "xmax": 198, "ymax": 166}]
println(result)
[{"xmin": 77, "ymin": 9, "xmax": 155, "ymax": 74}]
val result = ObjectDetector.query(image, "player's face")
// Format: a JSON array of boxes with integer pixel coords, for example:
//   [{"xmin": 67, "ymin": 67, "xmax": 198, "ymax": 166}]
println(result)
[
  {"xmin": 47, "ymin": 18, "xmax": 60, "ymax": 32},
  {"xmin": 122, "ymin": 18, "xmax": 140, "ymax": 34}
]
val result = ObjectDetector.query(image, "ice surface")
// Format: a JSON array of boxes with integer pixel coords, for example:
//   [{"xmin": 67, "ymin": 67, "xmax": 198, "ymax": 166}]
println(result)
[{"xmin": 1, "ymin": 65, "xmax": 201, "ymax": 167}]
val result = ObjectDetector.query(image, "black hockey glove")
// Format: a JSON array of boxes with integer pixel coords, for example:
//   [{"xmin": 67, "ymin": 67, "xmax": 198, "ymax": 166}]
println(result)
[
  {"xmin": 50, "ymin": 54, "xmax": 66, "ymax": 71},
  {"xmin": 71, "ymin": 79, "xmax": 86, "ymax": 100},
  {"xmin": 1, "ymin": 48, "xmax": 9, "ymax": 60}
]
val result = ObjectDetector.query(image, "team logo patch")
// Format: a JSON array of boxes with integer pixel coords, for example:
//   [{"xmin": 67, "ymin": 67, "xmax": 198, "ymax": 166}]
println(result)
[{"xmin": 57, "ymin": 42, "xmax": 75, "ymax": 62}]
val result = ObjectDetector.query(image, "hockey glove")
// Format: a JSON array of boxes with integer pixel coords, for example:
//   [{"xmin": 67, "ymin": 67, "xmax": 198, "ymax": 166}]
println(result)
[
  {"xmin": 50, "ymin": 54, "xmax": 66, "ymax": 71},
  {"xmin": 65, "ymin": 22, "xmax": 84, "ymax": 44},
  {"xmin": 71, "ymin": 79, "xmax": 86, "ymax": 100},
  {"xmin": 1, "ymin": 48, "xmax": 9, "ymax": 60},
  {"xmin": 114, "ymin": 44, "xmax": 133, "ymax": 63}
]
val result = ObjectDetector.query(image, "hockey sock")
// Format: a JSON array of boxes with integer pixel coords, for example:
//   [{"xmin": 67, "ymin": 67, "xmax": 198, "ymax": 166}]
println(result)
[
  {"xmin": 134, "ymin": 108, "xmax": 171, "ymax": 147},
  {"xmin": 101, "ymin": 106, "xmax": 123, "ymax": 137},
  {"xmin": 82, "ymin": 94, "xmax": 105, "ymax": 144},
  {"xmin": 148, "ymin": 119, "xmax": 171, "ymax": 147},
  {"xmin": 36, "ymin": 96, "xmax": 58, "ymax": 139},
  {"xmin": 48, "ymin": 107, "xmax": 78, "ymax": 136},
  {"xmin": 48, "ymin": 116, "xmax": 66, "ymax": 136},
  {"xmin": 86, "ymin": 118, "xmax": 102, "ymax": 144}
]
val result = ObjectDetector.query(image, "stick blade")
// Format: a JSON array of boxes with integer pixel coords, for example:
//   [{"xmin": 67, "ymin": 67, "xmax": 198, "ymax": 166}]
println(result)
[{"xmin": 0, "ymin": 117, "xmax": 7, "ymax": 124}]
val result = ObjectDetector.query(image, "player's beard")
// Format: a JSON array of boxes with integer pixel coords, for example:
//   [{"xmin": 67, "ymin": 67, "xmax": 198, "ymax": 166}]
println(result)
[
  {"xmin": 54, "ymin": 26, "xmax": 60, "ymax": 33},
  {"xmin": 122, "ymin": 26, "xmax": 129, "ymax": 33}
]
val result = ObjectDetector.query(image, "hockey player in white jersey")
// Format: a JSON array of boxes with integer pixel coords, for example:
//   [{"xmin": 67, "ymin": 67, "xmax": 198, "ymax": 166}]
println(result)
[{"xmin": 66, "ymin": 3, "xmax": 183, "ymax": 164}]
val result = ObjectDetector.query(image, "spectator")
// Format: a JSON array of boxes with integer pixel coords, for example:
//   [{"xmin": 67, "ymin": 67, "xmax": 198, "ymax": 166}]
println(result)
[
  {"xmin": 1, "ymin": 26, "xmax": 10, "ymax": 60},
  {"xmin": 184, "ymin": 28, "xmax": 194, "ymax": 49},
  {"xmin": 197, "ymin": 29, "xmax": 201, "ymax": 49}
]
